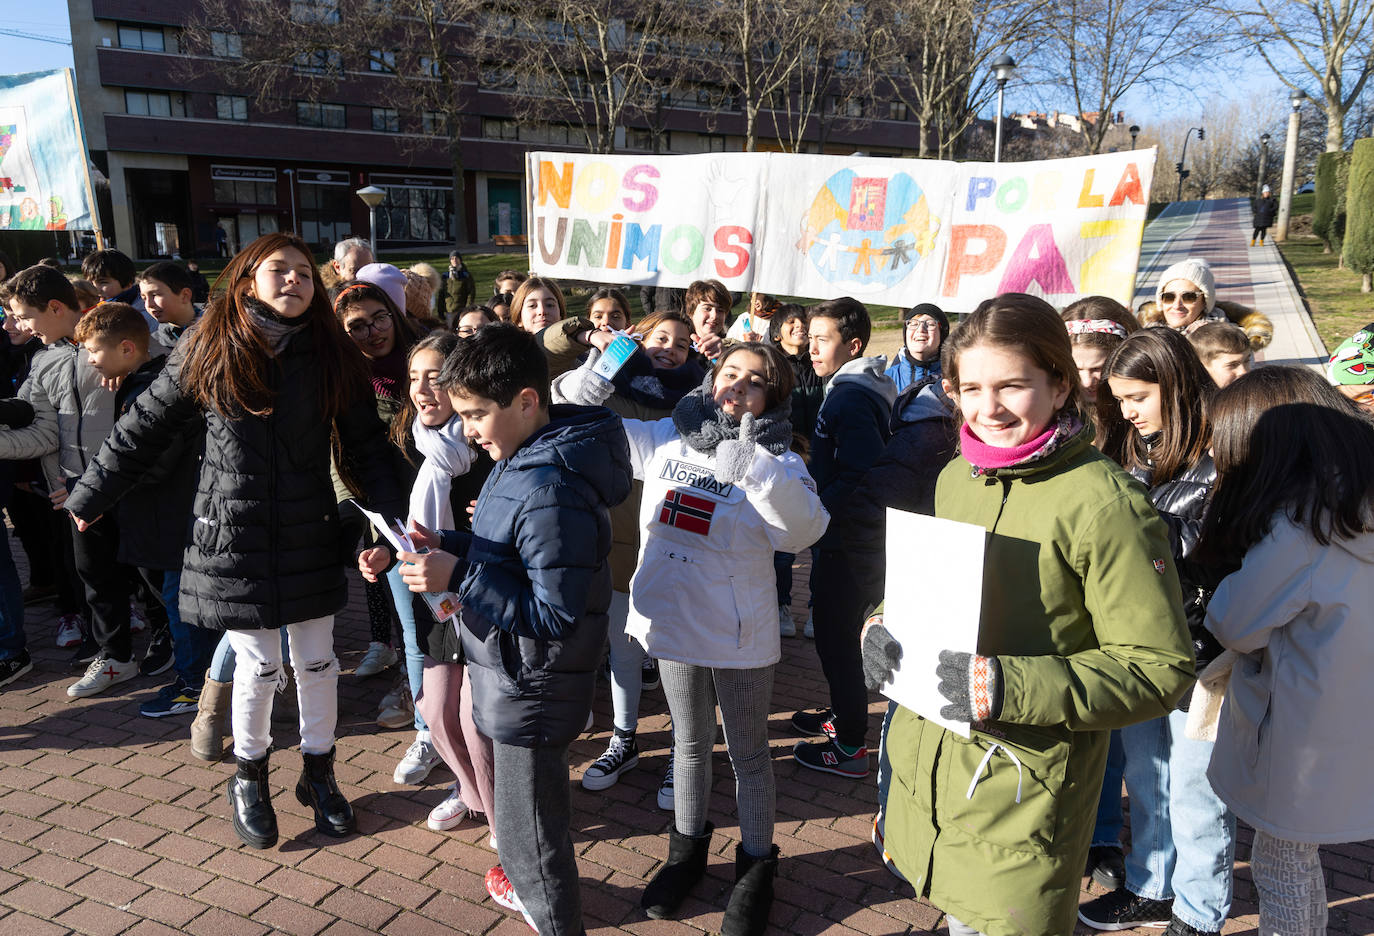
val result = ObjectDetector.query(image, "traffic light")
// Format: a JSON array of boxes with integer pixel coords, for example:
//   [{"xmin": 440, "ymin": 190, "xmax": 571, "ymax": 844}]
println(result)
[
  {"xmin": 1197, "ymin": 129, "xmax": 1205, "ymax": 140},
  {"xmin": 1176, "ymin": 162, "xmax": 1184, "ymax": 173}
]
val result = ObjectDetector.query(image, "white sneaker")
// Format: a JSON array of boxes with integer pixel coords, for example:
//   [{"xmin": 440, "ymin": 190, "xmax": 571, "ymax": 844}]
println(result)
[
  {"xmin": 129, "ymin": 601, "xmax": 148, "ymax": 634},
  {"xmin": 779, "ymin": 605, "xmax": 796, "ymax": 638},
  {"xmin": 803, "ymin": 612, "xmax": 814, "ymax": 639},
  {"xmin": 55, "ymin": 615, "xmax": 83, "ymax": 649},
  {"xmin": 427, "ymin": 786, "xmax": 467, "ymax": 830},
  {"xmin": 394, "ymin": 737, "xmax": 440, "ymax": 784},
  {"xmin": 356, "ymin": 641, "xmax": 398, "ymax": 677},
  {"xmin": 67, "ymin": 656, "xmax": 138, "ymax": 698},
  {"xmin": 657, "ymin": 753, "xmax": 675, "ymax": 810}
]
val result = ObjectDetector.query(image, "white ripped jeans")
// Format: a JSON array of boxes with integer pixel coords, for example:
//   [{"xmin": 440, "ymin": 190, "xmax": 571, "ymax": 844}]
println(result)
[{"xmin": 226, "ymin": 615, "xmax": 338, "ymax": 760}]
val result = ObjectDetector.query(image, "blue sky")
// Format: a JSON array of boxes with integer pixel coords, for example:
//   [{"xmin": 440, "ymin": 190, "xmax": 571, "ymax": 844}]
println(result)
[{"xmin": 0, "ymin": 3, "xmax": 74, "ymax": 74}]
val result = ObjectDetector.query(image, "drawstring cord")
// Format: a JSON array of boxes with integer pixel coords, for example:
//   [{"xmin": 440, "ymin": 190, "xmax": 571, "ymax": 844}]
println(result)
[{"xmin": 966, "ymin": 742, "xmax": 1024, "ymax": 804}]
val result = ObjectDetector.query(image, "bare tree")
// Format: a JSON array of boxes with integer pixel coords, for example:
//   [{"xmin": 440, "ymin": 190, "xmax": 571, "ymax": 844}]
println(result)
[
  {"xmin": 180, "ymin": 0, "xmax": 476, "ymax": 243},
  {"xmin": 1230, "ymin": 0, "xmax": 1374, "ymax": 152},
  {"xmin": 1044, "ymin": 0, "xmax": 1231, "ymax": 154}
]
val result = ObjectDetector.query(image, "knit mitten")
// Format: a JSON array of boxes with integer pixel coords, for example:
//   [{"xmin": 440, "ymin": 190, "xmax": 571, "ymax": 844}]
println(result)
[
  {"xmin": 861, "ymin": 617, "xmax": 902, "ymax": 690},
  {"xmin": 936, "ymin": 650, "xmax": 1003, "ymax": 723},
  {"xmin": 560, "ymin": 347, "xmax": 615, "ymax": 405},
  {"xmin": 714, "ymin": 412, "xmax": 757, "ymax": 485}
]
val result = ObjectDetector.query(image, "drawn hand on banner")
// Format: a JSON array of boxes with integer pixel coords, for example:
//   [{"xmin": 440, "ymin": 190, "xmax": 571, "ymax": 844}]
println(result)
[{"xmin": 704, "ymin": 160, "xmax": 747, "ymax": 215}]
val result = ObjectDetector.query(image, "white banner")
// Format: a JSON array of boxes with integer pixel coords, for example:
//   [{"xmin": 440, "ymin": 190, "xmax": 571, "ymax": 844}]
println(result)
[
  {"xmin": 526, "ymin": 148, "xmax": 1155, "ymax": 314},
  {"xmin": 0, "ymin": 70, "xmax": 97, "ymax": 233}
]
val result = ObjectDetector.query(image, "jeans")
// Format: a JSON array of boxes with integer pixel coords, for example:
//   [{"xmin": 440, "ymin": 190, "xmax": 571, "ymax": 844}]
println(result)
[
  {"xmin": 605, "ymin": 590, "xmax": 643, "ymax": 733},
  {"xmin": 493, "ymin": 741, "xmax": 584, "ymax": 936},
  {"xmin": 159, "ymin": 571, "xmax": 215, "ymax": 688},
  {"xmin": 385, "ymin": 565, "xmax": 426, "ymax": 733},
  {"xmin": 1092, "ymin": 729, "xmax": 1126, "ymax": 847},
  {"xmin": 0, "ymin": 521, "xmax": 24, "ymax": 659},
  {"xmin": 226, "ymin": 615, "xmax": 337, "ymax": 760},
  {"xmin": 1122, "ymin": 708, "xmax": 1237, "ymax": 931},
  {"xmin": 811, "ymin": 548, "xmax": 869, "ymax": 748}
]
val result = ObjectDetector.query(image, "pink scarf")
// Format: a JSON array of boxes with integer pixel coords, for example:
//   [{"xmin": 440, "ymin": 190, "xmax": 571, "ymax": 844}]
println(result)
[{"xmin": 959, "ymin": 421, "xmax": 1059, "ymax": 471}]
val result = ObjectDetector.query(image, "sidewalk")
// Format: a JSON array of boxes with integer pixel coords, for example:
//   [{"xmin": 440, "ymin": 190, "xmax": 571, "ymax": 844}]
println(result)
[{"xmin": 1135, "ymin": 198, "xmax": 1329, "ymax": 367}]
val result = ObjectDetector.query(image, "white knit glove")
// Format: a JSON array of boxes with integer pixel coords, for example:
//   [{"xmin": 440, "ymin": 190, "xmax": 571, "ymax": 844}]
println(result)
[
  {"xmin": 714, "ymin": 412, "xmax": 757, "ymax": 485},
  {"xmin": 559, "ymin": 348, "xmax": 615, "ymax": 406}
]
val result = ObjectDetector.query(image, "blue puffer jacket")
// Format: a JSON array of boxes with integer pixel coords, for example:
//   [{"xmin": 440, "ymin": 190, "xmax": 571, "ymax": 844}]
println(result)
[
  {"xmin": 441, "ymin": 404, "xmax": 632, "ymax": 748},
  {"xmin": 810, "ymin": 356, "xmax": 898, "ymax": 550}
]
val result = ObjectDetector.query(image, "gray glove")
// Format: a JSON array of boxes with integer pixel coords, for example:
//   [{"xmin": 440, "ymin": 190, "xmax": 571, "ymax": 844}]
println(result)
[
  {"xmin": 559, "ymin": 347, "xmax": 614, "ymax": 406},
  {"xmin": 714, "ymin": 412, "xmax": 757, "ymax": 485},
  {"xmin": 861, "ymin": 620, "xmax": 902, "ymax": 690},
  {"xmin": 936, "ymin": 650, "xmax": 1003, "ymax": 723}
]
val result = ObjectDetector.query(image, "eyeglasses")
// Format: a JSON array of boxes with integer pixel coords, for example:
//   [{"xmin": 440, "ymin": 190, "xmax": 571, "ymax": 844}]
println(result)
[
  {"xmin": 344, "ymin": 311, "xmax": 393, "ymax": 338},
  {"xmin": 906, "ymin": 320, "xmax": 937, "ymax": 332},
  {"xmin": 1160, "ymin": 291, "xmax": 1201, "ymax": 304}
]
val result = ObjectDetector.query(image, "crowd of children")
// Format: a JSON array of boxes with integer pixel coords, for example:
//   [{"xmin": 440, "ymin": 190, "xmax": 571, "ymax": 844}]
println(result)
[{"xmin": 0, "ymin": 236, "xmax": 1371, "ymax": 936}]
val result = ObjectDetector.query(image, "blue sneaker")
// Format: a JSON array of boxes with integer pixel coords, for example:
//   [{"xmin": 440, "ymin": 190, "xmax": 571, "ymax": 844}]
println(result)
[{"xmin": 139, "ymin": 678, "xmax": 201, "ymax": 718}]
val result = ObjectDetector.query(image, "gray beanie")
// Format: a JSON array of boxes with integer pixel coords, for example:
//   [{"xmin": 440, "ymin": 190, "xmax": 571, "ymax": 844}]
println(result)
[{"xmin": 1155, "ymin": 258, "xmax": 1216, "ymax": 314}]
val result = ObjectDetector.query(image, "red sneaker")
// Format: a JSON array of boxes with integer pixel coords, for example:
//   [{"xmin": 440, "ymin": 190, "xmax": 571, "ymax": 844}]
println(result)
[{"xmin": 485, "ymin": 865, "xmax": 537, "ymax": 932}]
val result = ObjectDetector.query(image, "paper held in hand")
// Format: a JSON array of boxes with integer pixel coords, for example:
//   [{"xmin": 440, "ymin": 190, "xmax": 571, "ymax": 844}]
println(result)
[
  {"xmin": 347, "ymin": 500, "xmax": 461, "ymax": 624},
  {"xmin": 879, "ymin": 508, "xmax": 985, "ymax": 738}
]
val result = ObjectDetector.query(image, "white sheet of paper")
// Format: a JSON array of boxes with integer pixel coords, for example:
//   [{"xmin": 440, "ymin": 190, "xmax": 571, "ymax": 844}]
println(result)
[
  {"xmin": 348, "ymin": 500, "xmax": 412, "ymax": 554},
  {"xmin": 879, "ymin": 508, "xmax": 986, "ymax": 738}
]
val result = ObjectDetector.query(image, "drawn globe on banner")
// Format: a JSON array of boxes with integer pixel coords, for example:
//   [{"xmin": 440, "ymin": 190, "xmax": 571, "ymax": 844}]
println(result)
[{"xmin": 800, "ymin": 169, "xmax": 940, "ymax": 294}]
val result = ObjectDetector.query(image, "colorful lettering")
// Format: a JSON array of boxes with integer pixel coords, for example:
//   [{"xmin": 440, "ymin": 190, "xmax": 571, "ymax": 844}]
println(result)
[
  {"xmin": 998, "ymin": 224, "xmax": 1073, "ymax": 295},
  {"xmin": 942, "ymin": 225, "xmax": 1007, "ymax": 296},
  {"xmin": 622, "ymin": 165, "xmax": 660, "ymax": 212},
  {"xmin": 713, "ymin": 226, "xmax": 752, "ymax": 278},
  {"xmin": 537, "ymin": 161, "xmax": 573, "ymax": 209}
]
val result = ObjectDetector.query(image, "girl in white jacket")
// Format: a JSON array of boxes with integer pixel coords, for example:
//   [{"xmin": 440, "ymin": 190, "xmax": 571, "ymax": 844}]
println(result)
[
  {"xmin": 1197, "ymin": 366, "xmax": 1374, "ymax": 936},
  {"xmin": 603, "ymin": 342, "xmax": 828, "ymax": 935}
]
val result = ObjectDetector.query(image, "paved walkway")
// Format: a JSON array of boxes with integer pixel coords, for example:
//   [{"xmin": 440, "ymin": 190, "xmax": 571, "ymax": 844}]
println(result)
[{"xmin": 3, "ymin": 202, "xmax": 1371, "ymax": 936}]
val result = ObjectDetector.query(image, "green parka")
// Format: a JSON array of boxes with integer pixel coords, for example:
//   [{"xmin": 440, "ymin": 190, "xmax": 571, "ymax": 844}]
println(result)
[{"xmin": 884, "ymin": 427, "xmax": 1194, "ymax": 936}]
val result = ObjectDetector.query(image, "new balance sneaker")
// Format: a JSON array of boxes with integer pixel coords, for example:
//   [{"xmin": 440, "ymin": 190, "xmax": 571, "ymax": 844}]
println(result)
[
  {"xmin": 0, "ymin": 651, "xmax": 33, "ymax": 688},
  {"xmin": 1163, "ymin": 916, "xmax": 1219, "ymax": 936},
  {"xmin": 427, "ymin": 785, "xmax": 467, "ymax": 831},
  {"xmin": 791, "ymin": 708, "xmax": 837, "ymax": 738},
  {"xmin": 140, "ymin": 629, "xmax": 174, "ymax": 677},
  {"xmin": 641, "ymin": 656, "xmax": 661, "ymax": 691},
  {"xmin": 1077, "ymin": 889, "xmax": 1173, "ymax": 931},
  {"xmin": 139, "ymin": 678, "xmax": 201, "ymax": 717},
  {"xmin": 67, "ymin": 655, "xmax": 138, "ymax": 698},
  {"xmin": 581, "ymin": 732, "xmax": 639, "ymax": 791},
  {"xmin": 355, "ymin": 641, "xmax": 398, "ymax": 677},
  {"xmin": 129, "ymin": 600, "xmax": 148, "ymax": 634},
  {"xmin": 394, "ymin": 737, "xmax": 441, "ymax": 784},
  {"xmin": 656, "ymin": 753, "xmax": 675, "ymax": 810},
  {"xmin": 778, "ymin": 605, "xmax": 796, "ymax": 638},
  {"xmin": 792, "ymin": 739, "xmax": 869, "ymax": 778},
  {"xmin": 485, "ymin": 865, "xmax": 537, "ymax": 932},
  {"xmin": 55, "ymin": 614, "xmax": 83, "ymax": 649}
]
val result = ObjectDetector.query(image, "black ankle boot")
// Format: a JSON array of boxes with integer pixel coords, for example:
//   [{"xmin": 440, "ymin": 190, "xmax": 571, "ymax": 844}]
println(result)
[
  {"xmin": 721, "ymin": 843, "xmax": 780, "ymax": 936},
  {"xmin": 295, "ymin": 746, "xmax": 355, "ymax": 837},
  {"xmin": 227, "ymin": 754, "xmax": 277, "ymax": 849},
  {"xmin": 641, "ymin": 821, "xmax": 713, "ymax": 919}
]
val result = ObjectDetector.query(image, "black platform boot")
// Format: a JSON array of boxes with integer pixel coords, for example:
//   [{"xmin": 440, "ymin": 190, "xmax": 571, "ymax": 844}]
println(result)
[
  {"xmin": 226, "ymin": 754, "xmax": 277, "ymax": 849},
  {"xmin": 641, "ymin": 821, "xmax": 713, "ymax": 919},
  {"xmin": 721, "ymin": 843, "xmax": 780, "ymax": 936},
  {"xmin": 295, "ymin": 746, "xmax": 355, "ymax": 837}
]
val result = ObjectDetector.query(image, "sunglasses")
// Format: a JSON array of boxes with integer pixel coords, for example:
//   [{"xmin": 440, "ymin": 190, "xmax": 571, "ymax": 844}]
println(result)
[{"xmin": 1160, "ymin": 291, "xmax": 1201, "ymax": 304}]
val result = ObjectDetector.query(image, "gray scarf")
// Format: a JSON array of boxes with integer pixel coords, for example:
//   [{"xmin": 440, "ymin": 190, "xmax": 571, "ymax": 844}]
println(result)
[
  {"xmin": 243, "ymin": 296, "xmax": 309, "ymax": 355},
  {"xmin": 672, "ymin": 370, "xmax": 793, "ymax": 457}
]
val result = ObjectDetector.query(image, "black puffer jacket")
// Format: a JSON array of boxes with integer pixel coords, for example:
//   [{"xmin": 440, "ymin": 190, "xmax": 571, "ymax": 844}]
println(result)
[
  {"xmin": 66, "ymin": 334, "xmax": 407, "ymax": 631},
  {"xmin": 1131, "ymin": 452, "xmax": 1227, "ymax": 690}
]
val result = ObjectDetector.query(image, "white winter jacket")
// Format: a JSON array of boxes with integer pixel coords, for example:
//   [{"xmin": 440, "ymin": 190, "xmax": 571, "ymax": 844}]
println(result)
[
  {"xmin": 1205, "ymin": 514, "xmax": 1374, "ymax": 844},
  {"xmin": 622, "ymin": 417, "xmax": 829, "ymax": 668}
]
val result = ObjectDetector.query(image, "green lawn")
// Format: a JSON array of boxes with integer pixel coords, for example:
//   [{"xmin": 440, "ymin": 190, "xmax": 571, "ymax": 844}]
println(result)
[{"xmin": 1278, "ymin": 235, "xmax": 1374, "ymax": 351}]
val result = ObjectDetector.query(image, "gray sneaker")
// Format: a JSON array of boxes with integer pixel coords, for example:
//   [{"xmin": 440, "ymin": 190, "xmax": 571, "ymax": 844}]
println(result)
[
  {"xmin": 778, "ymin": 605, "xmax": 796, "ymax": 637},
  {"xmin": 393, "ymin": 737, "xmax": 440, "ymax": 784}
]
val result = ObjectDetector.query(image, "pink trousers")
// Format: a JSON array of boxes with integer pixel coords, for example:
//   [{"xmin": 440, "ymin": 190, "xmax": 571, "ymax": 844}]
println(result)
[{"xmin": 415, "ymin": 656, "xmax": 496, "ymax": 821}]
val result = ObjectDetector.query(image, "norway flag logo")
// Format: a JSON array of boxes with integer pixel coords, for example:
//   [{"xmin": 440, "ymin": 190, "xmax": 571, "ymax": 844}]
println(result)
[{"xmin": 659, "ymin": 490, "xmax": 716, "ymax": 536}]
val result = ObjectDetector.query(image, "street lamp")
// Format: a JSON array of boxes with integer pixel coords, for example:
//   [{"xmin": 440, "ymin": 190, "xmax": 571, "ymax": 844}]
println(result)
[
  {"xmin": 355, "ymin": 184, "xmax": 386, "ymax": 250},
  {"xmin": 1129, "ymin": 124, "xmax": 1140, "ymax": 148},
  {"xmin": 1256, "ymin": 132, "xmax": 1271, "ymax": 200},
  {"xmin": 992, "ymin": 54, "xmax": 1016, "ymax": 163},
  {"xmin": 1275, "ymin": 89, "xmax": 1307, "ymax": 242},
  {"xmin": 1175, "ymin": 126, "xmax": 1205, "ymax": 202}
]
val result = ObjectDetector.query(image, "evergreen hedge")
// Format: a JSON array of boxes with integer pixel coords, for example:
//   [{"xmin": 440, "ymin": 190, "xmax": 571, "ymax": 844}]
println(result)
[
  {"xmin": 1342, "ymin": 139, "xmax": 1374, "ymax": 291},
  {"xmin": 1314, "ymin": 150, "xmax": 1353, "ymax": 254}
]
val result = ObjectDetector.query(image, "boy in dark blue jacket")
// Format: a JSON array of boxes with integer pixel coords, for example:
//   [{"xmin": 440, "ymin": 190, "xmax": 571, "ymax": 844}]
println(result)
[
  {"xmin": 791, "ymin": 297, "xmax": 897, "ymax": 780},
  {"xmin": 379, "ymin": 323, "xmax": 631, "ymax": 935}
]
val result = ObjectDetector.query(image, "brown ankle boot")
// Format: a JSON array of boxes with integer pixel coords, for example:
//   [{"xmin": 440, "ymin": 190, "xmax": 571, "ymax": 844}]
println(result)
[{"xmin": 191, "ymin": 674, "xmax": 232, "ymax": 761}]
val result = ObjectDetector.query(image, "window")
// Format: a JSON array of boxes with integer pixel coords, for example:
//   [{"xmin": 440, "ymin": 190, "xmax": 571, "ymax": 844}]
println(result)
[
  {"xmin": 371, "ymin": 107, "xmax": 399, "ymax": 132},
  {"xmin": 888, "ymin": 101, "xmax": 908, "ymax": 121},
  {"xmin": 215, "ymin": 95, "xmax": 248, "ymax": 121},
  {"xmin": 210, "ymin": 31, "xmax": 242, "ymax": 59},
  {"xmin": 369, "ymin": 49, "xmax": 397, "ymax": 73},
  {"xmin": 118, "ymin": 25, "xmax": 165, "ymax": 52},
  {"xmin": 298, "ymin": 181, "xmax": 352, "ymax": 248},
  {"xmin": 290, "ymin": 0, "xmax": 340, "ymax": 24},
  {"xmin": 296, "ymin": 101, "xmax": 346, "ymax": 128},
  {"xmin": 626, "ymin": 129, "xmax": 654, "ymax": 150},
  {"xmin": 421, "ymin": 110, "xmax": 447, "ymax": 135},
  {"xmin": 482, "ymin": 117, "xmax": 518, "ymax": 140},
  {"xmin": 377, "ymin": 184, "xmax": 451, "ymax": 242},
  {"xmin": 294, "ymin": 49, "xmax": 341, "ymax": 73},
  {"xmin": 212, "ymin": 179, "xmax": 277, "ymax": 206},
  {"xmin": 125, "ymin": 90, "xmax": 172, "ymax": 117},
  {"xmin": 479, "ymin": 67, "xmax": 518, "ymax": 91},
  {"xmin": 418, "ymin": 56, "xmax": 442, "ymax": 78}
]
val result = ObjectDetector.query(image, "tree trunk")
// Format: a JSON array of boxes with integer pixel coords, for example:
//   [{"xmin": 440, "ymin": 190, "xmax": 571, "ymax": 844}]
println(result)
[
  {"xmin": 449, "ymin": 130, "xmax": 468, "ymax": 245},
  {"xmin": 1363, "ymin": 271, "xmax": 1371, "ymax": 293},
  {"xmin": 1328, "ymin": 103, "xmax": 1345, "ymax": 153}
]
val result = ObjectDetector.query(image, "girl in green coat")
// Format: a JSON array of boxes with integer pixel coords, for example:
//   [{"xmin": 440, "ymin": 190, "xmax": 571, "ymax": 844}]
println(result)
[{"xmin": 861, "ymin": 293, "xmax": 1195, "ymax": 936}]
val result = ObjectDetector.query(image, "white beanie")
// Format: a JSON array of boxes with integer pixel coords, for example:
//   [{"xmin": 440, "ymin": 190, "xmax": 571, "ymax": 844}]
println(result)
[
  {"xmin": 354, "ymin": 262, "xmax": 408, "ymax": 316},
  {"xmin": 1156, "ymin": 257, "xmax": 1216, "ymax": 314}
]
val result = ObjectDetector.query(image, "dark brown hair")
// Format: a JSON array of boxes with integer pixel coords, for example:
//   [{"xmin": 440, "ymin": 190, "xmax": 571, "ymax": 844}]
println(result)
[
  {"xmin": 808, "ymin": 296, "xmax": 872, "ymax": 351},
  {"xmin": 332, "ymin": 280, "xmax": 419, "ymax": 356},
  {"xmin": 511, "ymin": 276, "xmax": 567, "ymax": 332},
  {"xmin": 5, "ymin": 264, "xmax": 78, "ymax": 311},
  {"xmin": 632, "ymin": 309, "xmax": 692, "ymax": 341},
  {"xmin": 389, "ymin": 330, "xmax": 462, "ymax": 457},
  {"xmin": 80, "ymin": 249, "xmax": 136, "ymax": 288},
  {"xmin": 1187, "ymin": 321, "xmax": 1251, "ymax": 362},
  {"xmin": 1102, "ymin": 327, "xmax": 1214, "ymax": 485},
  {"xmin": 1199, "ymin": 366, "xmax": 1374, "ymax": 561},
  {"xmin": 713, "ymin": 342, "xmax": 795, "ymax": 411},
  {"xmin": 586, "ymin": 287, "xmax": 632, "ymax": 324},
  {"xmin": 684, "ymin": 279, "xmax": 732, "ymax": 328},
  {"xmin": 179, "ymin": 232, "xmax": 370, "ymax": 422},
  {"xmin": 942, "ymin": 292, "xmax": 1083, "ymax": 424},
  {"xmin": 1061, "ymin": 296, "xmax": 1140, "ymax": 352},
  {"xmin": 73, "ymin": 301, "xmax": 150, "ymax": 351}
]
